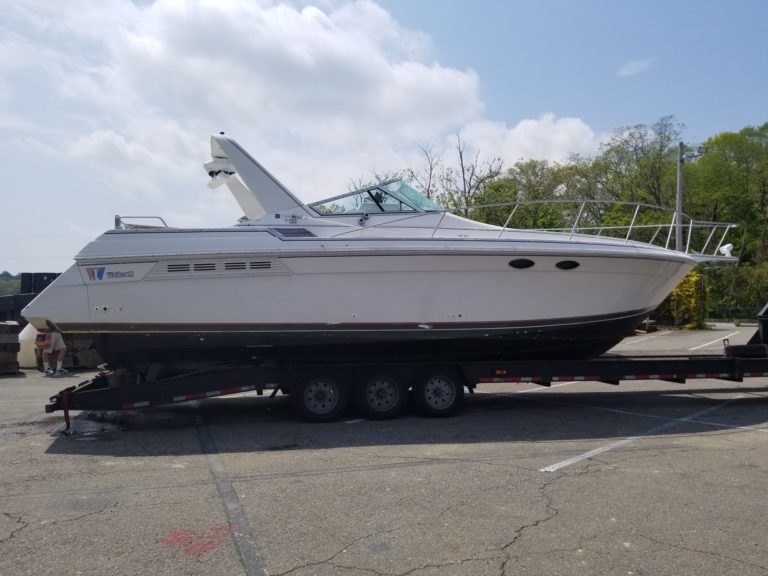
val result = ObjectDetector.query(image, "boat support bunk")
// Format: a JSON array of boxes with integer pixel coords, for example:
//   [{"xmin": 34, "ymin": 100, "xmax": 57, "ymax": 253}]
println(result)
[{"xmin": 45, "ymin": 305, "xmax": 768, "ymax": 432}]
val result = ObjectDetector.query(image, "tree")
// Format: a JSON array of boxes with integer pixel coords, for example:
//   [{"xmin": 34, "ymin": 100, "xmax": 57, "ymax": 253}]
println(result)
[
  {"xmin": 437, "ymin": 132, "xmax": 503, "ymax": 215},
  {"xmin": 472, "ymin": 160, "xmax": 569, "ymax": 229},
  {"xmin": 691, "ymin": 124, "xmax": 768, "ymax": 263},
  {"xmin": 594, "ymin": 115, "xmax": 683, "ymax": 206},
  {"xmin": 405, "ymin": 143, "xmax": 443, "ymax": 200},
  {"xmin": 688, "ymin": 123, "xmax": 768, "ymax": 318}
]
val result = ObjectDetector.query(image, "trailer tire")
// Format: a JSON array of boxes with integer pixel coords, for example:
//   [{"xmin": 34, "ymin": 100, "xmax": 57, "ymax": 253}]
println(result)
[
  {"xmin": 414, "ymin": 369, "xmax": 464, "ymax": 417},
  {"xmin": 291, "ymin": 373, "xmax": 350, "ymax": 422},
  {"xmin": 354, "ymin": 372, "xmax": 407, "ymax": 420}
]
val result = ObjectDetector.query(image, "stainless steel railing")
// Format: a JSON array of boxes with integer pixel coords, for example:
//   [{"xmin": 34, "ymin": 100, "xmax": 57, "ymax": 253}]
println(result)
[{"xmin": 461, "ymin": 199, "xmax": 737, "ymax": 256}]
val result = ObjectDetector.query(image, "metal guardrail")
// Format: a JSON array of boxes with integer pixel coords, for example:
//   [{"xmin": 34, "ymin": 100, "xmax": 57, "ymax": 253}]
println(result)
[
  {"xmin": 461, "ymin": 199, "xmax": 737, "ymax": 255},
  {"xmin": 114, "ymin": 215, "xmax": 169, "ymax": 229}
]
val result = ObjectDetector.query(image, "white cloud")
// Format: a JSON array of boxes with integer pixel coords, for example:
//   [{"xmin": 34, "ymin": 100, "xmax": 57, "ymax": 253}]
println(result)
[
  {"xmin": 0, "ymin": 0, "xmax": 604, "ymax": 271},
  {"xmin": 618, "ymin": 59, "xmax": 652, "ymax": 78},
  {"xmin": 462, "ymin": 113, "xmax": 600, "ymax": 164},
  {"xmin": 2, "ymin": 1, "xmax": 482, "ymax": 186}
]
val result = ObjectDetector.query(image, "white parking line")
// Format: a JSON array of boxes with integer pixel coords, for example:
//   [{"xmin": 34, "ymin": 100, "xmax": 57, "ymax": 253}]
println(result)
[
  {"xmin": 473, "ymin": 381, "xmax": 576, "ymax": 400},
  {"xmin": 524, "ymin": 395, "xmax": 768, "ymax": 433},
  {"xmin": 539, "ymin": 395, "xmax": 743, "ymax": 473},
  {"xmin": 618, "ymin": 332, "xmax": 670, "ymax": 346},
  {"xmin": 688, "ymin": 331, "xmax": 740, "ymax": 351}
]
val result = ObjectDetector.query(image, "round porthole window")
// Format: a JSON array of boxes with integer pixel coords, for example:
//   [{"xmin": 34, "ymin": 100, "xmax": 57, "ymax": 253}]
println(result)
[
  {"xmin": 508, "ymin": 259, "xmax": 535, "ymax": 269},
  {"xmin": 556, "ymin": 260, "xmax": 580, "ymax": 270}
]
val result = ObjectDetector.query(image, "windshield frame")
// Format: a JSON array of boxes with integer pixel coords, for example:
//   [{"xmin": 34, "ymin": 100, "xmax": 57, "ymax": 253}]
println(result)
[{"xmin": 309, "ymin": 179, "xmax": 444, "ymax": 216}]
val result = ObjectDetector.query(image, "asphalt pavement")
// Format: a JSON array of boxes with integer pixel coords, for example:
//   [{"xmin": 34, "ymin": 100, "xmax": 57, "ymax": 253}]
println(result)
[{"xmin": 1, "ymin": 324, "xmax": 766, "ymax": 576}]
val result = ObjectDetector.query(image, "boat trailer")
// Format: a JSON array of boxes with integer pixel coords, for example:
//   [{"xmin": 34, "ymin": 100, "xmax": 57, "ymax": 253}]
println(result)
[{"xmin": 45, "ymin": 305, "xmax": 768, "ymax": 431}]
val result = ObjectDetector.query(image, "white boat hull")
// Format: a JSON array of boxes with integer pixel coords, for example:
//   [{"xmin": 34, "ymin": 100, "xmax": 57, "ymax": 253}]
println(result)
[{"xmin": 23, "ymin": 245, "xmax": 694, "ymax": 364}]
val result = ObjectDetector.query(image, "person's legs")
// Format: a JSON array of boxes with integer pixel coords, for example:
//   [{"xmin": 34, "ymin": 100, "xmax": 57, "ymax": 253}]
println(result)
[
  {"xmin": 55, "ymin": 346, "xmax": 68, "ymax": 374},
  {"xmin": 43, "ymin": 351, "xmax": 54, "ymax": 374}
]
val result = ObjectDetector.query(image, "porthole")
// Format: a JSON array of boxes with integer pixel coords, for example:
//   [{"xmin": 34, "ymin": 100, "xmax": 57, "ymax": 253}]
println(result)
[
  {"xmin": 508, "ymin": 259, "xmax": 535, "ymax": 269},
  {"xmin": 556, "ymin": 260, "xmax": 580, "ymax": 270}
]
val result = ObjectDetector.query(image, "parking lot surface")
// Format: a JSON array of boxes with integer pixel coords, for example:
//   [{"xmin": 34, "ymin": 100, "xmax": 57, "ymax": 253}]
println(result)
[{"xmin": 1, "ymin": 325, "xmax": 767, "ymax": 575}]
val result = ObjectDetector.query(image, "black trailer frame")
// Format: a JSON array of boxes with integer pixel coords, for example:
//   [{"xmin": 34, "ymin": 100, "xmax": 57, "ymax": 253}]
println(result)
[{"xmin": 45, "ymin": 305, "xmax": 768, "ymax": 431}]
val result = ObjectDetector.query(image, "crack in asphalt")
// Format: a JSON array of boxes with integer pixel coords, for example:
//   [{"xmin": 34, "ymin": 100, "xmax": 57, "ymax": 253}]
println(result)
[
  {"xmin": 391, "ymin": 556, "xmax": 500, "ymax": 576},
  {"xmin": 269, "ymin": 470, "xmax": 525, "ymax": 576},
  {"xmin": 494, "ymin": 464, "xmax": 603, "ymax": 575},
  {"xmin": 499, "ymin": 474, "xmax": 562, "ymax": 575},
  {"xmin": 274, "ymin": 551, "xmax": 501, "ymax": 576},
  {"xmin": 55, "ymin": 500, "xmax": 120, "ymax": 525},
  {"xmin": 0, "ymin": 512, "xmax": 29, "ymax": 545},
  {"xmin": 271, "ymin": 466, "xmax": 551, "ymax": 576},
  {"xmin": 637, "ymin": 532, "xmax": 768, "ymax": 572},
  {"xmin": 268, "ymin": 508, "xmax": 439, "ymax": 576}
]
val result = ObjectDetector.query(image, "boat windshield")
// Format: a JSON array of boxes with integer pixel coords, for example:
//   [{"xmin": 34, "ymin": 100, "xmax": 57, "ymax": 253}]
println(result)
[
  {"xmin": 310, "ymin": 180, "xmax": 443, "ymax": 215},
  {"xmin": 381, "ymin": 181, "xmax": 443, "ymax": 212}
]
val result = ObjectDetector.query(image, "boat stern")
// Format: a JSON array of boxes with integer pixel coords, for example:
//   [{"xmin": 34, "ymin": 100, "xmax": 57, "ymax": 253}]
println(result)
[{"xmin": 21, "ymin": 265, "xmax": 91, "ymax": 332}]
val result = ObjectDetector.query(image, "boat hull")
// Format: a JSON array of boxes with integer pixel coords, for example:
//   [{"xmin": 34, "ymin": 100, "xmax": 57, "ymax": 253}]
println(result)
[
  {"xmin": 64, "ymin": 307, "xmax": 651, "ymax": 365},
  {"xmin": 23, "ymin": 243, "xmax": 695, "ymax": 366}
]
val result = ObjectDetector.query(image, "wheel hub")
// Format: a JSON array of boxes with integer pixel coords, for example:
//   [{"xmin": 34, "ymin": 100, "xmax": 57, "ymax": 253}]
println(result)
[
  {"xmin": 424, "ymin": 377, "xmax": 454, "ymax": 409},
  {"xmin": 366, "ymin": 377, "xmax": 399, "ymax": 410},
  {"xmin": 304, "ymin": 379, "xmax": 338, "ymax": 414}
]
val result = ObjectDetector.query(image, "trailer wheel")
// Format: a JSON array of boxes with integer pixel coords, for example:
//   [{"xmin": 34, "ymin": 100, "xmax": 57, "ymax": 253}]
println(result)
[
  {"xmin": 414, "ymin": 369, "xmax": 464, "ymax": 417},
  {"xmin": 291, "ymin": 374, "xmax": 350, "ymax": 422},
  {"xmin": 354, "ymin": 372, "xmax": 407, "ymax": 420}
]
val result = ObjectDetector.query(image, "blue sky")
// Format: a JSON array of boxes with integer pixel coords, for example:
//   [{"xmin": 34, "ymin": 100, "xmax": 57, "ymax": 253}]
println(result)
[
  {"xmin": 0, "ymin": 0, "xmax": 765, "ymax": 273},
  {"xmin": 379, "ymin": 0, "xmax": 767, "ymax": 143}
]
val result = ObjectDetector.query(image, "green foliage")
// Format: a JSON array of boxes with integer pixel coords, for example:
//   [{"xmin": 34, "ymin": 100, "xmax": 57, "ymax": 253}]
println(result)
[
  {"xmin": 705, "ymin": 262, "xmax": 768, "ymax": 320},
  {"xmin": 0, "ymin": 271, "xmax": 21, "ymax": 296},
  {"xmin": 652, "ymin": 270, "xmax": 710, "ymax": 328},
  {"xmin": 594, "ymin": 115, "xmax": 683, "ymax": 206},
  {"xmin": 689, "ymin": 125, "xmax": 768, "ymax": 263},
  {"xmin": 670, "ymin": 271, "xmax": 708, "ymax": 328}
]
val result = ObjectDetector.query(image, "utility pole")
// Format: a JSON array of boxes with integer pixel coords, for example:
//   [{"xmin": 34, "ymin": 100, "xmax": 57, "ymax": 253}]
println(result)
[
  {"xmin": 675, "ymin": 142, "xmax": 704, "ymax": 252},
  {"xmin": 676, "ymin": 142, "xmax": 684, "ymax": 252}
]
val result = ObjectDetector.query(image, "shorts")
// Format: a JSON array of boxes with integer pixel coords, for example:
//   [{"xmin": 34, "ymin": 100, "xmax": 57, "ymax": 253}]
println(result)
[{"xmin": 43, "ymin": 332, "xmax": 66, "ymax": 354}]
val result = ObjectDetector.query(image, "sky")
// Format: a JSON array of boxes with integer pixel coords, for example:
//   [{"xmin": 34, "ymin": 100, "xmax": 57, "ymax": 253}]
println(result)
[{"xmin": 0, "ymin": 0, "xmax": 766, "ymax": 273}]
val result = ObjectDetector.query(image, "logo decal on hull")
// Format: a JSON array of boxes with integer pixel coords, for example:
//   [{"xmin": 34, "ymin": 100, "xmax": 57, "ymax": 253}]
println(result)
[
  {"xmin": 86, "ymin": 267, "xmax": 106, "ymax": 281},
  {"xmin": 85, "ymin": 267, "xmax": 135, "ymax": 281}
]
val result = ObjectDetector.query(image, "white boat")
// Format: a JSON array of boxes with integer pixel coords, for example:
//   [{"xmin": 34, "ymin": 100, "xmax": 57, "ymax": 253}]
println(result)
[{"xmin": 22, "ymin": 135, "xmax": 736, "ymax": 367}]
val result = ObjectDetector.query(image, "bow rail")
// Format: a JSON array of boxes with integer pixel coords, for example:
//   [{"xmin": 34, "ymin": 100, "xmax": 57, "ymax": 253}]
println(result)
[{"xmin": 460, "ymin": 199, "xmax": 737, "ymax": 256}]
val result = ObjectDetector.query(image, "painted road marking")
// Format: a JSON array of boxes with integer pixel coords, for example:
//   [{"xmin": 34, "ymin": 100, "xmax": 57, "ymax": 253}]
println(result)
[
  {"xmin": 539, "ymin": 395, "xmax": 743, "ymax": 473},
  {"xmin": 474, "ymin": 381, "xmax": 576, "ymax": 398},
  {"xmin": 519, "ymin": 394, "xmax": 768, "ymax": 434},
  {"xmin": 688, "ymin": 331, "xmax": 740, "ymax": 351},
  {"xmin": 472, "ymin": 381, "xmax": 576, "ymax": 401},
  {"xmin": 618, "ymin": 332, "xmax": 670, "ymax": 346}
]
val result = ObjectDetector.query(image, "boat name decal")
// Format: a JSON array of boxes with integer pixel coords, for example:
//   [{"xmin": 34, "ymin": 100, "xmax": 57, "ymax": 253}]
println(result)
[{"xmin": 85, "ymin": 267, "xmax": 135, "ymax": 281}]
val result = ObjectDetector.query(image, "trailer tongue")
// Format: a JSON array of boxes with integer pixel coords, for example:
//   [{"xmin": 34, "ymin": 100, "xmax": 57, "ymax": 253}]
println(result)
[{"xmin": 45, "ymin": 306, "xmax": 768, "ymax": 431}]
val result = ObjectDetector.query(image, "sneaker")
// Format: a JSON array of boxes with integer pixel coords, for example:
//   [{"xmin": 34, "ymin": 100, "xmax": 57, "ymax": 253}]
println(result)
[
  {"xmin": 55, "ymin": 368, "xmax": 69, "ymax": 376},
  {"xmin": 45, "ymin": 368, "xmax": 55, "ymax": 376}
]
